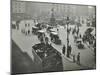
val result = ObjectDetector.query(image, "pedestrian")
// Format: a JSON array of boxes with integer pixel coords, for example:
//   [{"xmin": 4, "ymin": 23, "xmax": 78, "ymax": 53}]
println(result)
[
  {"xmin": 77, "ymin": 27, "xmax": 79, "ymax": 36},
  {"xmin": 67, "ymin": 45, "xmax": 70, "ymax": 58},
  {"xmin": 28, "ymin": 29, "xmax": 30, "ymax": 35},
  {"xmin": 67, "ymin": 38, "xmax": 69, "ymax": 45},
  {"xmin": 69, "ymin": 45, "xmax": 72, "ymax": 55},
  {"xmin": 28, "ymin": 24, "xmax": 30, "ymax": 35},
  {"xmin": 74, "ymin": 34, "xmax": 77, "ymax": 42},
  {"xmin": 25, "ymin": 24, "xmax": 27, "ymax": 27},
  {"xmin": 16, "ymin": 21, "xmax": 20, "ymax": 30},
  {"xmin": 45, "ymin": 37, "xmax": 49, "ymax": 45},
  {"xmin": 25, "ymin": 24, "xmax": 27, "ymax": 35},
  {"xmin": 57, "ymin": 28, "xmax": 59, "ymax": 32},
  {"xmin": 79, "ymin": 34, "xmax": 82, "ymax": 38},
  {"xmin": 77, "ymin": 52, "xmax": 80, "ymax": 65},
  {"xmin": 57, "ymin": 28, "xmax": 59, "ymax": 34},
  {"xmin": 62, "ymin": 45, "xmax": 66, "ymax": 55},
  {"xmin": 73, "ymin": 55, "xmax": 75, "ymax": 63}
]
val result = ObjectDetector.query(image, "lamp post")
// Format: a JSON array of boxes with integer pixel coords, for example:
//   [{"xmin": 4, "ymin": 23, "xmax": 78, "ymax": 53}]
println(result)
[
  {"xmin": 66, "ymin": 16, "xmax": 70, "ymax": 44},
  {"xmin": 66, "ymin": 16, "xmax": 70, "ymax": 57},
  {"xmin": 66, "ymin": 5, "xmax": 70, "ymax": 43}
]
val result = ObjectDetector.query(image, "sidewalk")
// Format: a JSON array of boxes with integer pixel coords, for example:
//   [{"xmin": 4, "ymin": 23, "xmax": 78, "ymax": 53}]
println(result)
[
  {"xmin": 12, "ymin": 29, "xmax": 40, "ymax": 61},
  {"xmin": 11, "ymin": 40, "xmax": 42, "ymax": 74}
]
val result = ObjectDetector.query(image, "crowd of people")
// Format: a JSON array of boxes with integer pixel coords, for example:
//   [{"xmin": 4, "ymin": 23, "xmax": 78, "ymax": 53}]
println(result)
[{"xmin": 62, "ymin": 16, "xmax": 95, "ymax": 65}]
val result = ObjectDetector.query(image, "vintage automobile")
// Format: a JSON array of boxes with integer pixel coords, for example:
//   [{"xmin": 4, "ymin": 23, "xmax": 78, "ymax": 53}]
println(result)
[
  {"xmin": 50, "ymin": 32, "xmax": 61, "ymax": 45},
  {"xmin": 32, "ymin": 26, "xmax": 38, "ymax": 34},
  {"xmin": 76, "ymin": 39, "xmax": 85, "ymax": 49}
]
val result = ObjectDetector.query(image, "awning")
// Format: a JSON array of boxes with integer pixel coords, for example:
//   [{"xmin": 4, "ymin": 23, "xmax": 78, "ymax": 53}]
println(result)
[
  {"xmin": 51, "ymin": 32, "xmax": 58, "ymax": 35},
  {"xmin": 32, "ymin": 26, "xmax": 38, "ymax": 29},
  {"xmin": 38, "ymin": 29, "xmax": 46, "ymax": 33},
  {"xmin": 50, "ymin": 28, "xmax": 57, "ymax": 32}
]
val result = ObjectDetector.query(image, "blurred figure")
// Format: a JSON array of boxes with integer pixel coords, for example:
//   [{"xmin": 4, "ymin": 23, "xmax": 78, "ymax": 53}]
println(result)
[
  {"xmin": 69, "ymin": 45, "xmax": 72, "ymax": 55},
  {"xmin": 62, "ymin": 45, "xmax": 66, "ymax": 55},
  {"xmin": 73, "ymin": 55, "xmax": 75, "ymax": 63},
  {"xmin": 28, "ymin": 24, "xmax": 30, "ymax": 35},
  {"xmin": 77, "ymin": 52, "xmax": 80, "ymax": 65}
]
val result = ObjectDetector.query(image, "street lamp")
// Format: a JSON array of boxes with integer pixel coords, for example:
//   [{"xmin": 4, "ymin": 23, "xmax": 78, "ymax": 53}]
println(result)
[
  {"xmin": 66, "ymin": 16, "xmax": 70, "ymax": 42},
  {"xmin": 66, "ymin": 16, "xmax": 70, "ymax": 57}
]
